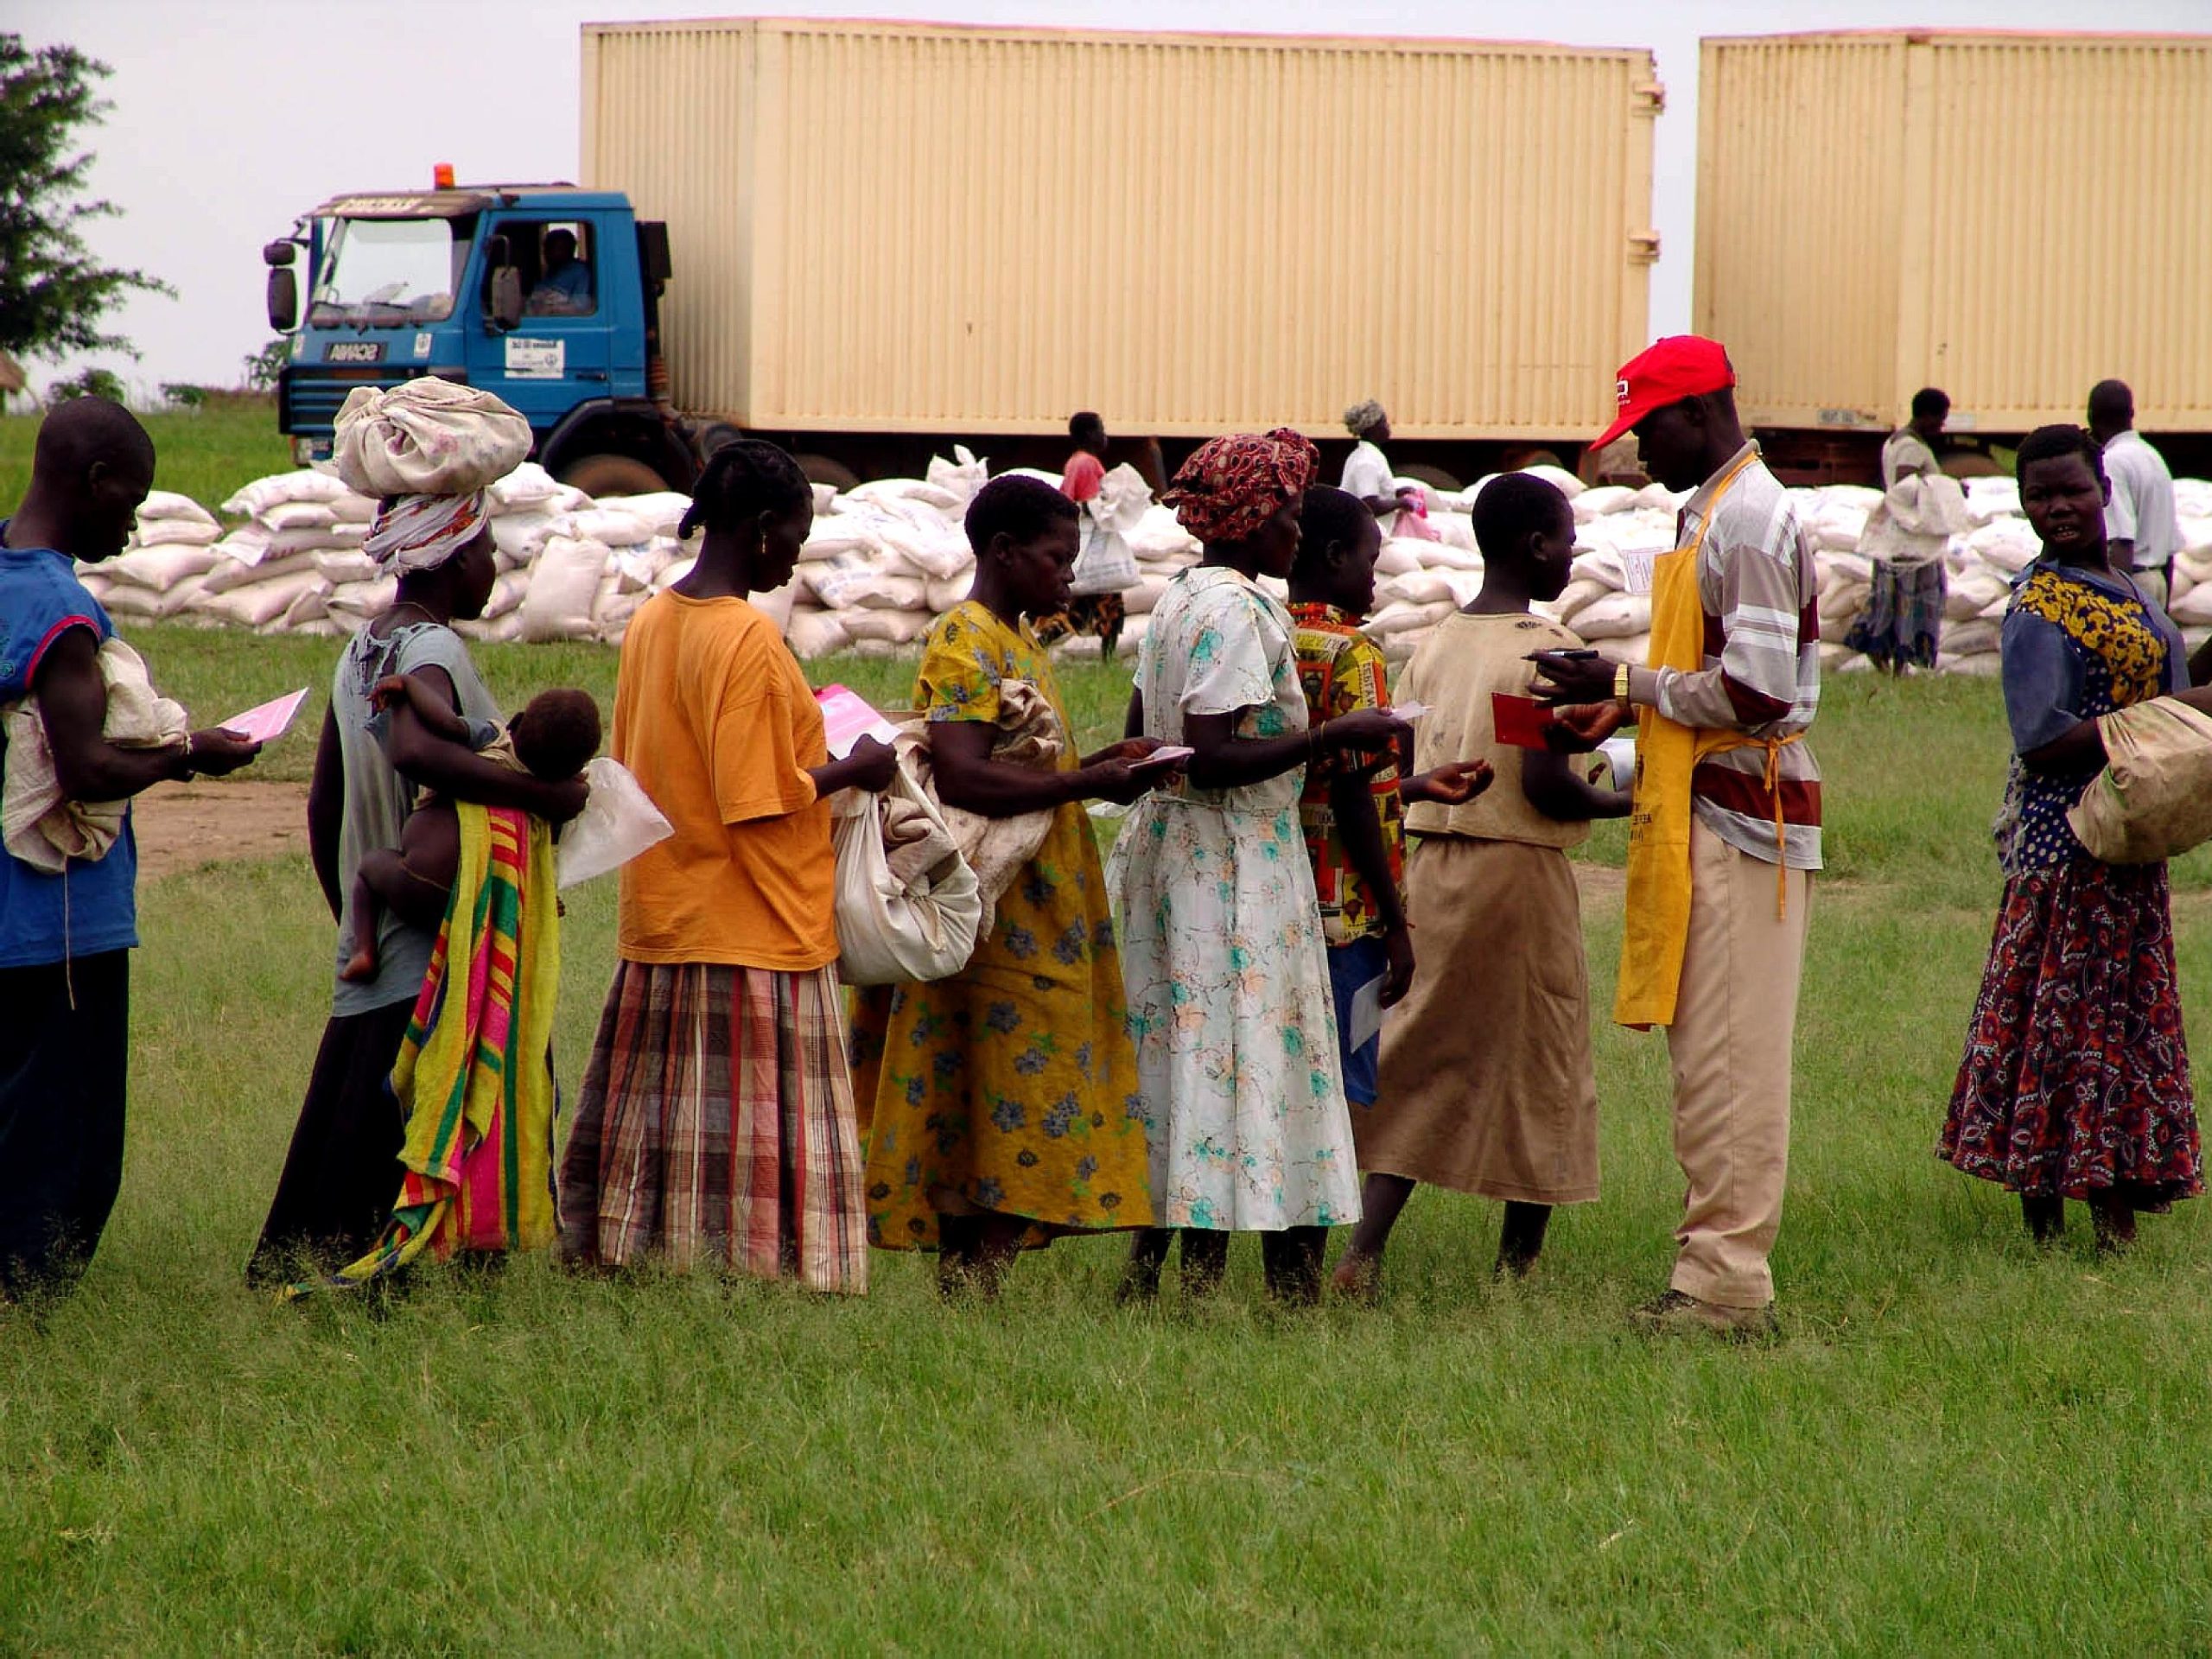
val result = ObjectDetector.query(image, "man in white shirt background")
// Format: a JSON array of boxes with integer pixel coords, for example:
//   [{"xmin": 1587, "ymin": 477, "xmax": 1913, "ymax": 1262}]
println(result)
[{"xmin": 2088, "ymin": 378, "xmax": 2181, "ymax": 605}]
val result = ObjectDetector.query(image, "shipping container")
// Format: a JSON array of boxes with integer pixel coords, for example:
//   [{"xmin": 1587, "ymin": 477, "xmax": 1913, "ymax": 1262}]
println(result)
[
  {"xmin": 1696, "ymin": 29, "xmax": 2212, "ymax": 472},
  {"xmin": 582, "ymin": 17, "xmax": 1663, "ymax": 477}
]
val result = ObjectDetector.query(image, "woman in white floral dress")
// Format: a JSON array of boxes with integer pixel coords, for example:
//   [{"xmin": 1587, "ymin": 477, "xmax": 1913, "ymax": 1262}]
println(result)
[{"xmin": 1110, "ymin": 430, "xmax": 1406, "ymax": 1301}]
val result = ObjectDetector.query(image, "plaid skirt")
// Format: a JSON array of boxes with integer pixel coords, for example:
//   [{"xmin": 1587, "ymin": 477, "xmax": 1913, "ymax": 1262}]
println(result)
[
  {"xmin": 557, "ymin": 960, "xmax": 868, "ymax": 1293},
  {"xmin": 1843, "ymin": 557, "xmax": 1946, "ymax": 671},
  {"xmin": 1941, "ymin": 858, "xmax": 2203, "ymax": 1206}
]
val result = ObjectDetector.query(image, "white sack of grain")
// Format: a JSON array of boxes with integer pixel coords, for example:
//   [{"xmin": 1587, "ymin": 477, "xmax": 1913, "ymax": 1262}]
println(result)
[
  {"xmin": 785, "ymin": 607, "xmax": 850, "ymax": 658},
  {"xmin": 105, "ymin": 543, "xmax": 222, "ymax": 588},
  {"xmin": 488, "ymin": 462, "xmax": 563, "ymax": 512},
  {"xmin": 201, "ymin": 571, "xmax": 326, "ymax": 629},
  {"xmin": 925, "ymin": 575, "xmax": 969, "ymax": 613},
  {"xmin": 1380, "ymin": 569, "xmax": 1457, "ymax": 608},
  {"xmin": 1374, "ymin": 541, "xmax": 1420, "ymax": 577},
  {"xmin": 223, "ymin": 469, "xmax": 353, "ymax": 517},
  {"xmin": 1573, "ymin": 592, "xmax": 1651, "ymax": 641},
  {"xmin": 1414, "ymin": 538, "xmax": 1482, "ymax": 573},
  {"xmin": 597, "ymin": 493, "xmax": 692, "ymax": 541},
  {"xmin": 1573, "ymin": 485, "xmax": 1637, "ymax": 523},
  {"xmin": 137, "ymin": 490, "xmax": 218, "ymax": 527},
  {"xmin": 1964, "ymin": 476, "xmax": 2022, "ymax": 524},
  {"xmin": 570, "ymin": 505, "xmax": 651, "ymax": 548},
  {"xmin": 203, "ymin": 549, "xmax": 321, "ymax": 594},
  {"xmin": 1124, "ymin": 574, "xmax": 1170, "ymax": 616},
  {"xmin": 491, "ymin": 510, "xmax": 562, "ymax": 567},
  {"xmin": 520, "ymin": 536, "xmax": 610, "ymax": 643},
  {"xmin": 260, "ymin": 500, "xmax": 338, "ymax": 533},
  {"xmin": 1948, "ymin": 567, "xmax": 2011, "ymax": 620},
  {"xmin": 311, "ymin": 549, "xmax": 379, "ymax": 585},
  {"xmin": 1967, "ymin": 518, "xmax": 2041, "ymax": 573},
  {"xmin": 327, "ymin": 578, "xmax": 398, "ymax": 627},
  {"xmin": 133, "ymin": 518, "xmax": 223, "ymax": 550},
  {"xmin": 842, "ymin": 608, "xmax": 933, "ymax": 646}
]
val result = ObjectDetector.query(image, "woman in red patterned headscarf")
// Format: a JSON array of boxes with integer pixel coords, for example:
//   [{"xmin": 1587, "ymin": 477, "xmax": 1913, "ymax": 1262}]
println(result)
[{"xmin": 1109, "ymin": 430, "xmax": 1405, "ymax": 1305}]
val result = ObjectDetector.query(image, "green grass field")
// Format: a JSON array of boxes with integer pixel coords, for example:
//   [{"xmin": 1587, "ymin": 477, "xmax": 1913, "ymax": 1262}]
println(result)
[{"xmin": 9, "ymin": 624, "xmax": 2212, "ymax": 1651}]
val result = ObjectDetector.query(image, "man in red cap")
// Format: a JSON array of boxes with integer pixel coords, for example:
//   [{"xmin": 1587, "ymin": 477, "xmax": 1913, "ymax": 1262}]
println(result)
[{"xmin": 1533, "ymin": 335, "xmax": 1820, "ymax": 1339}]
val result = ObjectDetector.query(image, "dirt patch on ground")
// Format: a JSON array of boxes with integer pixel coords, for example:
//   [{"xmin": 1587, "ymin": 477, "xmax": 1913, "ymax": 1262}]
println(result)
[{"xmin": 133, "ymin": 779, "xmax": 309, "ymax": 879}]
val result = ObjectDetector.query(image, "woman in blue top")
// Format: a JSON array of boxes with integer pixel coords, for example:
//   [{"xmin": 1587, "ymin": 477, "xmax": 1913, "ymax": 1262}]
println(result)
[
  {"xmin": 0, "ymin": 398, "xmax": 260, "ymax": 1299},
  {"xmin": 1942, "ymin": 424, "xmax": 2208, "ymax": 1251}
]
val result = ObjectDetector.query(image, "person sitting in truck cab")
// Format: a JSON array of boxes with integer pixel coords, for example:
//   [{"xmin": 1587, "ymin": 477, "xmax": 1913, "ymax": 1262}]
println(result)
[{"xmin": 524, "ymin": 230, "xmax": 593, "ymax": 315}]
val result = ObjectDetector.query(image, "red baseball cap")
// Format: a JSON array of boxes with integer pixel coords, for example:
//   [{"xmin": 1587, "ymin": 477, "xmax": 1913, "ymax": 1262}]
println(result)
[{"xmin": 1592, "ymin": 335, "xmax": 1738, "ymax": 454}]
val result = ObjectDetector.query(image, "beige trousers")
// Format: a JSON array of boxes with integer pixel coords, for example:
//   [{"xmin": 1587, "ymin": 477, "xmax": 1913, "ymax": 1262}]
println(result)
[{"xmin": 1663, "ymin": 818, "xmax": 1812, "ymax": 1309}]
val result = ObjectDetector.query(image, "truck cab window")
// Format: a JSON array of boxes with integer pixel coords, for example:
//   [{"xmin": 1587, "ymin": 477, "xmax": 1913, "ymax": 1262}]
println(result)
[
  {"xmin": 309, "ymin": 217, "xmax": 466, "ymax": 325},
  {"xmin": 499, "ymin": 220, "xmax": 596, "ymax": 318}
]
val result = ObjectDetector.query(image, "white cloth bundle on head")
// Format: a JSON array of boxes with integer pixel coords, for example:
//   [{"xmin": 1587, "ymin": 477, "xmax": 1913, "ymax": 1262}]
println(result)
[{"xmin": 334, "ymin": 378, "xmax": 532, "ymax": 499}]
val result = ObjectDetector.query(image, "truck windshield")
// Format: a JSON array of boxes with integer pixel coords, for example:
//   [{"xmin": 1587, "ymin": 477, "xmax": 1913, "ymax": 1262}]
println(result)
[{"xmin": 309, "ymin": 217, "xmax": 466, "ymax": 326}]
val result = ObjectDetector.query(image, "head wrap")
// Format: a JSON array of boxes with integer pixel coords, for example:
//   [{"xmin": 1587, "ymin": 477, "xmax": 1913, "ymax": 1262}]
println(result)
[
  {"xmin": 1344, "ymin": 399, "xmax": 1388, "ymax": 438},
  {"xmin": 364, "ymin": 488, "xmax": 491, "ymax": 574},
  {"xmin": 1163, "ymin": 429, "xmax": 1320, "ymax": 546}
]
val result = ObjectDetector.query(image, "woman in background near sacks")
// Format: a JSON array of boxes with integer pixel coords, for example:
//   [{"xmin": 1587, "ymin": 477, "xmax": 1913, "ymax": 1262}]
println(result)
[
  {"xmin": 1941, "ymin": 423, "xmax": 2205, "ymax": 1251},
  {"xmin": 251, "ymin": 382, "xmax": 586, "ymax": 1283},
  {"xmin": 1112, "ymin": 429, "xmax": 1403, "ymax": 1304},
  {"xmin": 557, "ymin": 440, "xmax": 897, "ymax": 1294},
  {"xmin": 1845, "ymin": 387, "xmax": 1966, "ymax": 673},
  {"xmin": 851, "ymin": 474, "xmax": 1164, "ymax": 1296},
  {"xmin": 1033, "ymin": 412, "xmax": 1137, "ymax": 658},
  {"xmin": 1339, "ymin": 401, "xmax": 1425, "ymax": 530}
]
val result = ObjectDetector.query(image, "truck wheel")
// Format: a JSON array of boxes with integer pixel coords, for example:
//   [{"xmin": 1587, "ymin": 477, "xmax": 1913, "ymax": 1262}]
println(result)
[
  {"xmin": 792, "ymin": 454, "xmax": 861, "ymax": 494},
  {"xmin": 559, "ymin": 454, "xmax": 670, "ymax": 498},
  {"xmin": 696, "ymin": 422, "xmax": 745, "ymax": 460}
]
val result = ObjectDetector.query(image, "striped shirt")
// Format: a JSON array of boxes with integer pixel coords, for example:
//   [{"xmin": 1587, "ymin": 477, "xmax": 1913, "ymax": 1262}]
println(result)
[{"xmin": 1626, "ymin": 443, "xmax": 1822, "ymax": 869}]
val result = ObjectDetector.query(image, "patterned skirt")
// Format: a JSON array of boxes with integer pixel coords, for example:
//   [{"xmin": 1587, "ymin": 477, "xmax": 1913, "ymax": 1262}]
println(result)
[
  {"xmin": 1844, "ymin": 558, "xmax": 1946, "ymax": 671},
  {"xmin": 1941, "ymin": 858, "xmax": 2203, "ymax": 1206},
  {"xmin": 557, "ymin": 960, "xmax": 868, "ymax": 1292}
]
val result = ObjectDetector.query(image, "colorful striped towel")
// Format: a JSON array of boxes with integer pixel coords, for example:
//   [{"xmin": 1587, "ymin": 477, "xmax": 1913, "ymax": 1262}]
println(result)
[{"xmin": 325, "ymin": 802, "xmax": 561, "ymax": 1287}]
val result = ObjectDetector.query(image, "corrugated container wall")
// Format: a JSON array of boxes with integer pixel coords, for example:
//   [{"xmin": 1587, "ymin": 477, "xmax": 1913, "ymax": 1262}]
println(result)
[
  {"xmin": 1696, "ymin": 31, "xmax": 2212, "ymax": 434},
  {"xmin": 583, "ymin": 19, "xmax": 1662, "ymax": 440}
]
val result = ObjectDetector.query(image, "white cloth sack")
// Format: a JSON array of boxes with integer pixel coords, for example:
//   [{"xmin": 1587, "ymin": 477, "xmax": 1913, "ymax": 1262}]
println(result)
[
  {"xmin": 557, "ymin": 757, "xmax": 674, "ymax": 889},
  {"xmin": 830, "ymin": 765, "xmax": 982, "ymax": 985},
  {"xmin": 2, "ymin": 639, "xmax": 188, "ymax": 873},
  {"xmin": 2069, "ymin": 696, "xmax": 2212, "ymax": 862},
  {"xmin": 334, "ymin": 378, "xmax": 532, "ymax": 498}
]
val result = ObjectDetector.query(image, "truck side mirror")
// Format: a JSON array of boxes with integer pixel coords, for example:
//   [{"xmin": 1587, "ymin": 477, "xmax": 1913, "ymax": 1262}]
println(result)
[
  {"xmin": 266, "ymin": 267, "xmax": 298, "ymax": 333},
  {"xmin": 263, "ymin": 239, "xmax": 296, "ymax": 268},
  {"xmin": 485, "ymin": 234, "xmax": 524, "ymax": 331}
]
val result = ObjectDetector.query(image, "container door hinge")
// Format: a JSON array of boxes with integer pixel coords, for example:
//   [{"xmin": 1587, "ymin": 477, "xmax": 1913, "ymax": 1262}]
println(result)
[{"xmin": 1628, "ymin": 231, "xmax": 1662, "ymax": 264}]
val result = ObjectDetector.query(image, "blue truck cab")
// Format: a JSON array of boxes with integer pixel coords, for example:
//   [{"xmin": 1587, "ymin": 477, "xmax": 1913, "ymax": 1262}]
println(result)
[{"xmin": 266, "ymin": 181, "xmax": 699, "ymax": 495}]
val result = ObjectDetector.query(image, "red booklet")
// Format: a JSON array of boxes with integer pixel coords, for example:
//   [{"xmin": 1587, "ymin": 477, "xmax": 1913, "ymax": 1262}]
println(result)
[{"xmin": 1491, "ymin": 692, "xmax": 1558, "ymax": 749}]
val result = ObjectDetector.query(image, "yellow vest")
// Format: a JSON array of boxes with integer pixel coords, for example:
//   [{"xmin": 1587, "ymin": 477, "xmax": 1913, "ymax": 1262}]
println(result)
[{"xmin": 1613, "ymin": 452, "xmax": 1796, "ymax": 1030}]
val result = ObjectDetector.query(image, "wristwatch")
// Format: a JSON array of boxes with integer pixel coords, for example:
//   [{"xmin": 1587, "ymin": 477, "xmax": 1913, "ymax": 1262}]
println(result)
[{"xmin": 1613, "ymin": 663, "xmax": 1633, "ymax": 705}]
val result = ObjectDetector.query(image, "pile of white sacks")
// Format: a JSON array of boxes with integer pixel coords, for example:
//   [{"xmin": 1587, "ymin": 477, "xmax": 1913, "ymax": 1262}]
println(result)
[{"xmin": 79, "ymin": 454, "xmax": 2212, "ymax": 675}]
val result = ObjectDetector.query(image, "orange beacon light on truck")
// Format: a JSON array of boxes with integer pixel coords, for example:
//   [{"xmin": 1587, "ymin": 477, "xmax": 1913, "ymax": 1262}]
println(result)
[{"xmin": 433, "ymin": 162, "xmax": 455, "ymax": 189}]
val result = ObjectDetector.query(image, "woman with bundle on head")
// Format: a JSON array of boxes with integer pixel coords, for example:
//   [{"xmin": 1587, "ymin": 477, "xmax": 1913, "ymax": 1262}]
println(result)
[
  {"xmin": 251, "ymin": 383, "xmax": 588, "ymax": 1283},
  {"xmin": 1111, "ymin": 429, "xmax": 1403, "ymax": 1304},
  {"xmin": 558, "ymin": 439, "xmax": 897, "ymax": 1293},
  {"xmin": 851, "ymin": 474, "xmax": 1164, "ymax": 1297},
  {"xmin": 1941, "ymin": 423, "xmax": 2206, "ymax": 1251}
]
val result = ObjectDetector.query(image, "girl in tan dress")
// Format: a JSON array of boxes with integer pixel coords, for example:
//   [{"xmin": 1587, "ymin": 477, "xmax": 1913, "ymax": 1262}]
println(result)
[{"xmin": 1333, "ymin": 474, "xmax": 1629, "ymax": 1295}]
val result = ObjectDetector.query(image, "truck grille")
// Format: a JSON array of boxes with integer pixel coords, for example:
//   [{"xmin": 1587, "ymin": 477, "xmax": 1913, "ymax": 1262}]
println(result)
[{"xmin": 279, "ymin": 367, "xmax": 466, "ymax": 435}]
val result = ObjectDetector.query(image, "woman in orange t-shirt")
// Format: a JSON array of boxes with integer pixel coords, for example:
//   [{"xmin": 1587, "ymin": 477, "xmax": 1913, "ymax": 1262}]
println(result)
[{"xmin": 556, "ymin": 441, "xmax": 897, "ymax": 1292}]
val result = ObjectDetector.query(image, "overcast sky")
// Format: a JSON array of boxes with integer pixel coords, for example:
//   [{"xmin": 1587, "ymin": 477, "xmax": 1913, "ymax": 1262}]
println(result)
[{"xmin": 16, "ymin": 0, "xmax": 2205, "ymax": 396}]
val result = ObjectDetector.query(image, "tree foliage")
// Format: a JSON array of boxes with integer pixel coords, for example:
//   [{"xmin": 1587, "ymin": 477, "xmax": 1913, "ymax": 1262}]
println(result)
[
  {"xmin": 0, "ymin": 34, "xmax": 173, "ymax": 362},
  {"xmin": 243, "ymin": 338, "xmax": 290, "ymax": 392}
]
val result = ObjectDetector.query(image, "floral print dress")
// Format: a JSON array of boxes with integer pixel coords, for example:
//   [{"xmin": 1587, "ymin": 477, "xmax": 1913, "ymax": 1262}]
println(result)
[
  {"xmin": 850, "ymin": 602, "xmax": 1155, "ymax": 1248},
  {"xmin": 1941, "ymin": 558, "xmax": 2202, "ymax": 1205},
  {"xmin": 1107, "ymin": 566, "xmax": 1363, "ymax": 1231}
]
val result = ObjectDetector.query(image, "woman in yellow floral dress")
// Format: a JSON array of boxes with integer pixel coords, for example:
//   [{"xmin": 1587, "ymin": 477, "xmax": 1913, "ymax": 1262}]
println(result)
[{"xmin": 851, "ymin": 475, "xmax": 1164, "ymax": 1295}]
